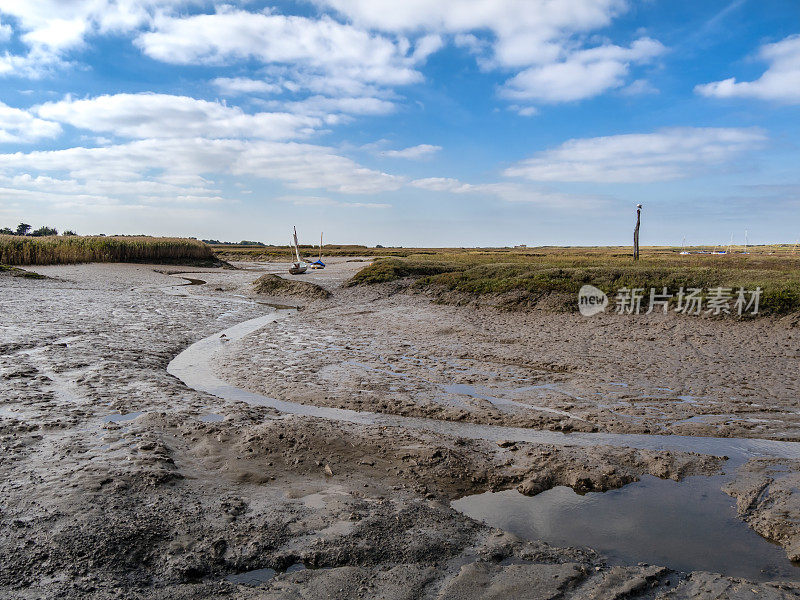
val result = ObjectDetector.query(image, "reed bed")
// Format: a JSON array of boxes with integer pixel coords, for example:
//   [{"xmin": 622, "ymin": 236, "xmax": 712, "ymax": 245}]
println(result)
[{"xmin": 0, "ymin": 235, "xmax": 214, "ymax": 266}]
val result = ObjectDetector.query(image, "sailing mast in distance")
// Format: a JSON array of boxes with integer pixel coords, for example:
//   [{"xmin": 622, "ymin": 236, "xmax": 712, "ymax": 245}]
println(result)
[
  {"xmin": 289, "ymin": 225, "xmax": 308, "ymax": 274},
  {"xmin": 311, "ymin": 231, "xmax": 326, "ymax": 269}
]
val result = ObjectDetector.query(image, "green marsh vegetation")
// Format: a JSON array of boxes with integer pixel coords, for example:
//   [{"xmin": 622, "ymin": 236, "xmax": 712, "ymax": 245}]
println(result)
[{"xmin": 348, "ymin": 246, "xmax": 800, "ymax": 315}]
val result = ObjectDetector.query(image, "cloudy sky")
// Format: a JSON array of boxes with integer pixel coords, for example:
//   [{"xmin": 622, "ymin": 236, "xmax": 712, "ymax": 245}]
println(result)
[{"xmin": 0, "ymin": 0, "xmax": 798, "ymax": 246}]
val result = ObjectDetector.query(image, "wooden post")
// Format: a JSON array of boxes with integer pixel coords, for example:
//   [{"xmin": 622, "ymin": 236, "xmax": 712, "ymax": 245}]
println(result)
[{"xmin": 633, "ymin": 204, "xmax": 642, "ymax": 261}]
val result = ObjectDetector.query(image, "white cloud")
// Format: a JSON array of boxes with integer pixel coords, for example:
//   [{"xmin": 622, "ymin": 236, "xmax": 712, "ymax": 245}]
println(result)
[
  {"xmin": 212, "ymin": 77, "xmax": 282, "ymax": 96},
  {"xmin": 501, "ymin": 38, "xmax": 665, "ymax": 103},
  {"xmin": 0, "ymin": 172, "xmax": 220, "ymax": 202},
  {"xmin": 0, "ymin": 100, "xmax": 61, "ymax": 142},
  {"xmin": 409, "ymin": 176, "xmax": 602, "ymax": 207},
  {"xmin": 0, "ymin": 0, "xmax": 187, "ymax": 76},
  {"xmin": 282, "ymin": 95, "xmax": 397, "ymax": 116},
  {"xmin": 411, "ymin": 34, "xmax": 444, "ymax": 61},
  {"xmin": 277, "ymin": 195, "xmax": 390, "ymax": 208},
  {"xmin": 0, "ymin": 19, "xmax": 11, "ymax": 41},
  {"xmin": 136, "ymin": 10, "xmax": 424, "ymax": 88},
  {"xmin": 315, "ymin": 0, "xmax": 660, "ymax": 105},
  {"xmin": 0, "ymin": 1, "xmax": 176, "ymax": 45},
  {"xmin": 0, "ymin": 138, "xmax": 404, "ymax": 195},
  {"xmin": 410, "ymin": 177, "xmax": 518, "ymax": 197},
  {"xmin": 410, "ymin": 177, "xmax": 471, "ymax": 192},
  {"xmin": 512, "ymin": 105, "xmax": 539, "ymax": 117},
  {"xmin": 380, "ymin": 144, "xmax": 441, "ymax": 159},
  {"xmin": 233, "ymin": 141, "xmax": 404, "ymax": 193},
  {"xmin": 315, "ymin": 0, "xmax": 624, "ymax": 51},
  {"xmin": 696, "ymin": 34, "xmax": 800, "ymax": 104},
  {"xmin": 621, "ymin": 78, "xmax": 659, "ymax": 96},
  {"xmin": 0, "ymin": 47, "xmax": 64, "ymax": 78},
  {"xmin": 36, "ymin": 93, "xmax": 321, "ymax": 140},
  {"xmin": 0, "ymin": 1, "xmax": 661, "ymax": 111},
  {"xmin": 504, "ymin": 127, "xmax": 766, "ymax": 183},
  {"xmin": 21, "ymin": 17, "xmax": 87, "ymax": 50}
]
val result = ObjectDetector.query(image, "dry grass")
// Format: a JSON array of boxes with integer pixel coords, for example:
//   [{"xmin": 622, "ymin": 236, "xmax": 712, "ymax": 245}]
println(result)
[{"xmin": 0, "ymin": 235, "xmax": 214, "ymax": 266}]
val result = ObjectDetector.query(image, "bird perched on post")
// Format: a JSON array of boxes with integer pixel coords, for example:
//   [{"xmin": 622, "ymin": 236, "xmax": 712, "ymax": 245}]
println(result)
[{"xmin": 634, "ymin": 204, "xmax": 642, "ymax": 261}]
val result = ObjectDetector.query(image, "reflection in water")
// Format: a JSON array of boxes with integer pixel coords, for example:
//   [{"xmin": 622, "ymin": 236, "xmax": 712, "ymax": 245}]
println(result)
[
  {"xmin": 226, "ymin": 567, "xmax": 276, "ymax": 585},
  {"xmin": 102, "ymin": 411, "xmax": 143, "ymax": 423},
  {"xmin": 452, "ymin": 475, "xmax": 800, "ymax": 582},
  {"xmin": 226, "ymin": 563, "xmax": 306, "ymax": 586}
]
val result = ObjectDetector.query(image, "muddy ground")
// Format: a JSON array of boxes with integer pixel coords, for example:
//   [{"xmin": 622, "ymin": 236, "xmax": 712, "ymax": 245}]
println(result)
[
  {"xmin": 222, "ymin": 275, "xmax": 800, "ymax": 440},
  {"xmin": 1, "ymin": 260, "xmax": 799, "ymax": 599}
]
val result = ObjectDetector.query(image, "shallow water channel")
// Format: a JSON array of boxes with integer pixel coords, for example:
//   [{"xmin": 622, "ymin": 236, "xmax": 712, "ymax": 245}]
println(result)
[{"xmin": 167, "ymin": 300, "xmax": 800, "ymax": 582}]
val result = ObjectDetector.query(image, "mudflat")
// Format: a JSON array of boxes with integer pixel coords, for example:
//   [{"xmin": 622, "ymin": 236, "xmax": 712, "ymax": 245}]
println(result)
[
  {"xmin": 2, "ymin": 260, "xmax": 800, "ymax": 599},
  {"xmin": 222, "ymin": 280, "xmax": 800, "ymax": 440}
]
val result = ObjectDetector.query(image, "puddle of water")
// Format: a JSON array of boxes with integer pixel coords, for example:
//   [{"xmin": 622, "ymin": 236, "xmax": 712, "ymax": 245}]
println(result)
[
  {"xmin": 226, "ymin": 567, "xmax": 276, "ymax": 585},
  {"xmin": 673, "ymin": 414, "xmax": 742, "ymax": 426},
  {"xmin": 102, "ymin": 411, "xmax": 143, "ymax": 423},
  {"xmin": 232, "ymin": 294, "xmax": 298, "ymax": 310},
  {"xmin": 159, "ymin": 275, "xmax": 207, "ymax": 297},
  {"xmin": 226, "ymin": 563, "xmax": 306, "ymax": 586},
  {"xmin": 452, "ymin": 475, "xmax": 800, "ymax": 582},
  {"xmin": 442, "ymin": 383, "xmax": 519, "ymax": 414},
  {"xmin": 199, "ymin": 413, "xmax": 224, "ymax": 422},
  {"xmin": 0, "ymin": 406, "xmax": 19, "ymax": 419},
  {"xmin": 677, "ymin": 395, "xmax": 702, "ymax": 404}
]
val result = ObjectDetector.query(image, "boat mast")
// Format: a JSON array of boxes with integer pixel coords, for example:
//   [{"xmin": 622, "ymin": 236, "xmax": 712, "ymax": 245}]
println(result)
[{"xmin": 293, "ymin": 226, "xmax": 302, "ymax": 263}]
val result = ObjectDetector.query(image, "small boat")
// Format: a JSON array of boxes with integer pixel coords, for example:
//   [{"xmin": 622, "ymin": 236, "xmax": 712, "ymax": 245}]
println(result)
[
  {"xmin": 288, "ymin": 226, "xmax": 308, "ymax": 274},
  {"xmin": 310, "ymin": 232, "xmax": 325, "ymax": 269}
]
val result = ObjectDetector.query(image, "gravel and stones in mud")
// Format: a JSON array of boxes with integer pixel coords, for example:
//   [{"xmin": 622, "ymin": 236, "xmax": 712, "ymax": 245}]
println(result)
[
  {"xmin": 1, "ymin": 261, "xmax": 798, "ymax": 599},
  {"xmin": 219, "ymin": 283, "xmax": 800, "ymax": 440}
]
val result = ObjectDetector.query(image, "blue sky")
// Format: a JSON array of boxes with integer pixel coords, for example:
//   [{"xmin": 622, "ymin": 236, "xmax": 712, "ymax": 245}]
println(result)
[{"xmin": 0, "ymin": 0, "xmax": 798, "ymax": 246}]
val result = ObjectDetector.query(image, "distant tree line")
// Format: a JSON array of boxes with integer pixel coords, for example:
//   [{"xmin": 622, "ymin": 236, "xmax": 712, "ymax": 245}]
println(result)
[
  {"xmin": 202, "ymin": 239, "xmax": 266, "ymax": 246},
  {"xmin": 0, "ymin": 223, "xmax": 77, "ymax": 237}
]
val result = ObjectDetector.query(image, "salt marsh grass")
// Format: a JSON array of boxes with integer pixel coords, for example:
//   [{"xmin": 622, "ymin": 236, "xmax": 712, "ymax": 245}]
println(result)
[{"xmin": 349, "ymin": 247, "xmax": 800, "ymax": 315}]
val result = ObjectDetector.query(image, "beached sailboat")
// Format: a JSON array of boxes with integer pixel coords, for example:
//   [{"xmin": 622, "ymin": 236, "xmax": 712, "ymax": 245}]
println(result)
[
  {"xmin": 288, "ymin": 226, "xmax": 308, "ymax": 274},
  {"xmin": 310, "ymin": 232, "xmax": 325, "ymax": 269}
]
